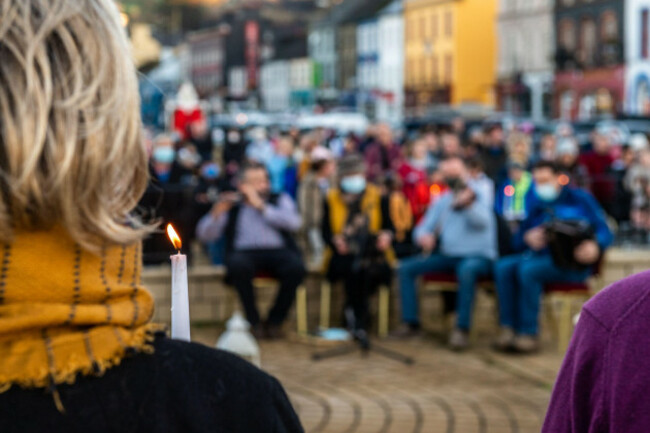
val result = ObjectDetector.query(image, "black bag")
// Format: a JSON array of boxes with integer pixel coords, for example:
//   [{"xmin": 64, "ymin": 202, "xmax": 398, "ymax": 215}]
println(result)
[{"xmin": 545, "ymin": 219, "xmax": 595, "ymax": 270}]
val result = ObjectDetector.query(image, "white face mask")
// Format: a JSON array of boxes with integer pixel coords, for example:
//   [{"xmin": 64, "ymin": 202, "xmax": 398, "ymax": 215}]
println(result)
[
  {"xmin": 153, "ymin": 147, "xmax": 175, "ymax": 164},
  {"xmin": 535, "ymin": 183, "xmax": 560, "ymax": 202},
  {"xmin": 341, "ymin": 175, "xmax": 367, "ymax": 194}
]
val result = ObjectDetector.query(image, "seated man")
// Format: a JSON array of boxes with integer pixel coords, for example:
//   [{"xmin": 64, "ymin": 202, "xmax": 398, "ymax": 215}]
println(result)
[
  {"xmin": 395, "ymin": 157, "xmax": 497, "ymax": 351},
  {"xmin": 322, "ymin": 154, "xmax": 394, "ymax": 344},
  {"xmin": 494, "ymin": 161, "xmax": 613, "ymax": 353},
  {"xmin": 197, "ymin": 163, "xmax": 306, "ymax": 339}
]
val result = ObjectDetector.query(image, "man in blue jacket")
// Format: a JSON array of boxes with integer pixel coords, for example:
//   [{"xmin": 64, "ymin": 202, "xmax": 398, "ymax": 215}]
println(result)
[{"xmin": 494, "ymin": 160, "xmax": 613, "ymax": 353}]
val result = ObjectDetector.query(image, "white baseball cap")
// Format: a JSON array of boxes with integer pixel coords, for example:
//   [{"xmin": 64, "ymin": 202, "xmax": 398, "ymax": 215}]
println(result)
[
  {"xmin": 629, "ymin": 133, "xmax": 649, "ymax": 152},
  {"xmin": 311, "ymin": 146, "xmax": 333, "ymax": 162}
]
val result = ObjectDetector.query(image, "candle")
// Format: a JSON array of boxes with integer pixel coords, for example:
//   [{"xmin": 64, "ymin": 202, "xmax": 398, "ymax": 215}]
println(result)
[{"xmin": 167, "ymin": 224, "xmax": 191, "ymax": 341}]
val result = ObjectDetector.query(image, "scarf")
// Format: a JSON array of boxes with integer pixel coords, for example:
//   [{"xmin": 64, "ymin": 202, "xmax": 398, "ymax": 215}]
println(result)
[
  {"xmin": 0, "ymin": 227, "xmax": 160, "ymax": 400},
  {"xmin": 327, "ymin": 185, "xmax": 382, "ymax": 236},
  {"xmin": 389, "ymin": 192, "xmax": 413, "ymax": 242},
  {"xmin": 512, "ymin": 172, "xmax": 533, "ymax": 215},
  {"xmin": 323, "ymin": 185, "xmax": 396, "ymax": 268}
]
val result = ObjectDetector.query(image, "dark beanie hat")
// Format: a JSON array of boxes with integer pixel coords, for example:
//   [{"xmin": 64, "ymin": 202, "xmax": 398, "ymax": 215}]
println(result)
[{"xmin": 338, "ymin": 153, "xmax": 366, "ymax": 177}]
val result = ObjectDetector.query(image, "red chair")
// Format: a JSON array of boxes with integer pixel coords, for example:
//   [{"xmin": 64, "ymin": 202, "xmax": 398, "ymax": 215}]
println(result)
[
  {"xmin": 422, "ymin": 273, "xmax": 495, "ymax": 289},
  {"xmin": 376, "ymin": 272, "xmax": 496, "ymax": 338},
  {"xmin": 377, "ymin": 266, "xmax": 600, "ymax": 352}
]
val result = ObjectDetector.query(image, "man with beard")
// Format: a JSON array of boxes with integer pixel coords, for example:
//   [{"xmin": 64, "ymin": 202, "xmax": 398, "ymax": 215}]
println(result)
[
  {"xmin": 197, "ymin": 163, "xmax": 305, "ymax": 339},
  {"xmin": 394, "ymin": 157, "xmax": 497, "ymax": 351}
]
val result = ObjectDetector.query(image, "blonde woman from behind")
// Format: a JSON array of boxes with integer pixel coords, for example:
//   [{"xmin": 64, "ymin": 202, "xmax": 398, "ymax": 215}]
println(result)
[{"xmin": 0, "ymin": 1, "xmax": 302, "ymax": 432}]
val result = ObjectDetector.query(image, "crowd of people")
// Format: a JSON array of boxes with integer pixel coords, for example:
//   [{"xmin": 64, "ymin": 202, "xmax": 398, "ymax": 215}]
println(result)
[{"xmin": 139, "ymin": 114, "xmax": 650, "ymax": 353}]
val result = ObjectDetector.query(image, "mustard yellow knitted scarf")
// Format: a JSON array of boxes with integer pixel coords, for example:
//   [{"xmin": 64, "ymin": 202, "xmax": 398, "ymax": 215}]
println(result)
[{"xmin": 0, "ymin": 227, "xmax": 160, "ymax": 397}]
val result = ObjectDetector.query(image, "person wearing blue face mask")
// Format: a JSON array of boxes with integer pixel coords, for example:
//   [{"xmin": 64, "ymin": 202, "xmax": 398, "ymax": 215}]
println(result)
[
  {"xmin": 194, "ymin": 162, "xmax": 225, "ymax": 265},
  {"xmin": 149, "ymin": 134, "xmax": 190, "ymax": 185},
  {"xmin": 194, "ymin": 162, "xmax": 222, "ymax": 217},
  {"xmin": 141, "ymin": 134, "xmax": 195, "ymax": 265},
  {"xmin": 321, "ymin": 154, "xmax": 395, "ymax": 339},
  {"xmin": 494, "ymin": 161, "xmax": 613, "ymax": 353}
]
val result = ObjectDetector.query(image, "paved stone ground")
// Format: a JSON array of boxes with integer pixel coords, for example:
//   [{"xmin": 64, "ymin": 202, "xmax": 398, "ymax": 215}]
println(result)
[{"xmin": 192, "ymin": 327, "xmax": 564, "ymax": 433}]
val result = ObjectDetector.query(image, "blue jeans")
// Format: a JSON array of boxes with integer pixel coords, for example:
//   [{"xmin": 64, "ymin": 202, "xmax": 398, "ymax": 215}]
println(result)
[
  {"xmin": 495, "ymin": 253, "xmax": 591, "ymax": 336},
  {"xmin": 207, "ymin": 238, "xmax": 226, "ymax": 265},
  {"xmin": 398, "ymin": 254, "xmax": 493, "ymax": 330}
]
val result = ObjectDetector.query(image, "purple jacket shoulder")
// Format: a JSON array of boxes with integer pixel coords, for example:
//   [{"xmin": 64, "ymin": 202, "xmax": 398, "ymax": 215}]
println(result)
[
  {"xmin": 583, "ymin": 269, "xmax": 650, "ymax": 329},
  {"xmin": 543, "ymin": 270, "xmax": 650, "ymax": 433}
]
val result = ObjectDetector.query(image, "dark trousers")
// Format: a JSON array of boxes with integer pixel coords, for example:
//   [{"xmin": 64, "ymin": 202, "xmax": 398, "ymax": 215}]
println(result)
[
  {"xmin": 327, "ymin": 254, "xmax": 392, "ymax": 330},
  {"xmin": 225, "ymin": 249, "xmax": 306, "ymax": 326}
]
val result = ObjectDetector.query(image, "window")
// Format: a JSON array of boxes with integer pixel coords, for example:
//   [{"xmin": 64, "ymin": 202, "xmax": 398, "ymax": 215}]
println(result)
[
  {"xmin": 642, "ymin": 9, "xmax": 649, "ymax": 59},
  {"xmin": 579, "ymin": 18, "xmax": 597, "ymax": 66},
  {"xmin": 432, "ymin": 13, "xmax": 438, "ymax": 39},
  {"xmin": 421, "ymin": 58, "xmax": 426, "ymax": 85},
  {"xmin": 406, "ymin": 19, "xmax": 411, "ymax": 42},
  {"xmin": 601, "ymin": 10, "xmax": 618, "ymax": 41},
  {"xmin": 444, "ymin": 10, "xmax": 453, "ymax": 37},
  {"xmin": 444, "ymin": 54, "xmax": 453, "ymax": 83},
  {"xmin": 559, "ymin": 18, "xmax": 576, "ymax": 51},
  {"xmin": 432, "ymin": 55, "xmax": 439, "ymax": 84}
]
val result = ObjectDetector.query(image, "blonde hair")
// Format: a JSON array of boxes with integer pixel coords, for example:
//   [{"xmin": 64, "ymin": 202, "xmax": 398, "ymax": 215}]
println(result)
[
  {"xmin": 0, "ymin": 0, "xmax": 153, "ymax": 251},
  {"xmin": 506, "ymin": 132, "xmax": 532, "ymax": 165}
]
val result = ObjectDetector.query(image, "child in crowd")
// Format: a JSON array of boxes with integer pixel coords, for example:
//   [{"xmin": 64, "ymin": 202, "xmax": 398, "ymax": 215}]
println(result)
[
  {"xmin": 495, "ymin": 161, "xmax": 532, "ymax": 231},
  {"xmin": 398, "ymin": 139, "xmax": 434, "ymax": 223}
]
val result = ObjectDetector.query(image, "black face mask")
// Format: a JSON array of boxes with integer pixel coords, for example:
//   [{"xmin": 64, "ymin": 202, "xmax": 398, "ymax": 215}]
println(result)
[{"xmin": 444, "ymin": 177, "xmax": 465, "ymax": 191}]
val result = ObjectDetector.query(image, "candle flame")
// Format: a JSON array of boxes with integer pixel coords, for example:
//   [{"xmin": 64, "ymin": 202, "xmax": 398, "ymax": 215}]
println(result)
[{"xmin": 167, "ymin": 224, "xmax": 182, "ymax": 251}]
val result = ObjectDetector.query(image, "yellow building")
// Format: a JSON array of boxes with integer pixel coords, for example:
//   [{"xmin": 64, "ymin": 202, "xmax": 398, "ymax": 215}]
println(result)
[
  {"xmin": 404, "ymin": 0, "xmax": 497, "ymax": 111},
  {"xmin": 129, "ymin": 23, "xmax": 162, "ymax": 69}
]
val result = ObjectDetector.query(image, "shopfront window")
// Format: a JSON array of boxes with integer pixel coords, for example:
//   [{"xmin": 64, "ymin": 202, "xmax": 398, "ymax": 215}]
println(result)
[
  {"xmin": 580, "ymin": 18, "xmax": 597, "ymax": 67},
  {"xmin": 559, "ymin": 19, "xmax": 576, "ymax": 51}
]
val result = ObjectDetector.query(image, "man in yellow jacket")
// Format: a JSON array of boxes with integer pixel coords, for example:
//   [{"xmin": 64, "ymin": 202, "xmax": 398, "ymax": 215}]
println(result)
[{"xmin": 322, "ymin": 154, "xmax": 395, "ymax": 340}]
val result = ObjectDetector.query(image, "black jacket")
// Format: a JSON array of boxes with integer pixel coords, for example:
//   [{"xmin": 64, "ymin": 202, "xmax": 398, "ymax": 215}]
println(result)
[{"xmin": 0, "ymin": 335, "xmax": 304, "ymax": 433}]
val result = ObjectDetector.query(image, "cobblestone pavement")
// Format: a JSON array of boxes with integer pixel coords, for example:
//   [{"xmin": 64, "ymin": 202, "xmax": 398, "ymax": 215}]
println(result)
[{"xmin": 193, "ymin": 328, "xmax": 564, "ymax": 433}]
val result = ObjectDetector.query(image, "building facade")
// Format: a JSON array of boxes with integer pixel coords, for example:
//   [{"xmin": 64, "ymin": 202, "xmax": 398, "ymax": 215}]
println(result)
[
  {"xmin": 625, "ymin": 0, "xmax": 650, "ymax": 116},
  {"xmin": 554, "ymin": 0, "xmax": 625, "ymax": 120},
  {"xmin": 377, "ymin": 0, "xmax": 405, "ymax": 124},
  {"xmin": 129, "ymin": 23, "xmax": 162, "ymax": 70},
  {"xmin": 337, "ymin": 23, "xmax": 358, "ymax": 95},
  {"xmin": 356, "ymin": 18, "xmax": 380, "ymax": 118},
  {"xmin": 496, "ymin": 0, "xmax": 554, "ymax": 120},
  {"xmin": 228, "ymin": 66, "xmax": 248, "ymax": 99},
  {"xmin": 187, "ymin": 28, "xmax": 225, "ymax": 97},
  {"xmin": 308, "ymin": 24, "xmax": 338, "ymax": 104},
  {"xmin": 260, "ymin": 61, "xmax": 291, "ymax": 111},
  {"xmin": 404, "ymin": 0, "xmax": 497, "ymax": 113},
  {"xmin": 290, "ymin": 58, "xmax": 317, "ymax": 108}
]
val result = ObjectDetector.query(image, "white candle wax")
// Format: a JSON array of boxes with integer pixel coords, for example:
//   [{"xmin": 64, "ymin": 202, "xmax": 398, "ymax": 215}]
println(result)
[{"xmin": 170, "ymin": 252, "xmax": 191, "ymax": 341}]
